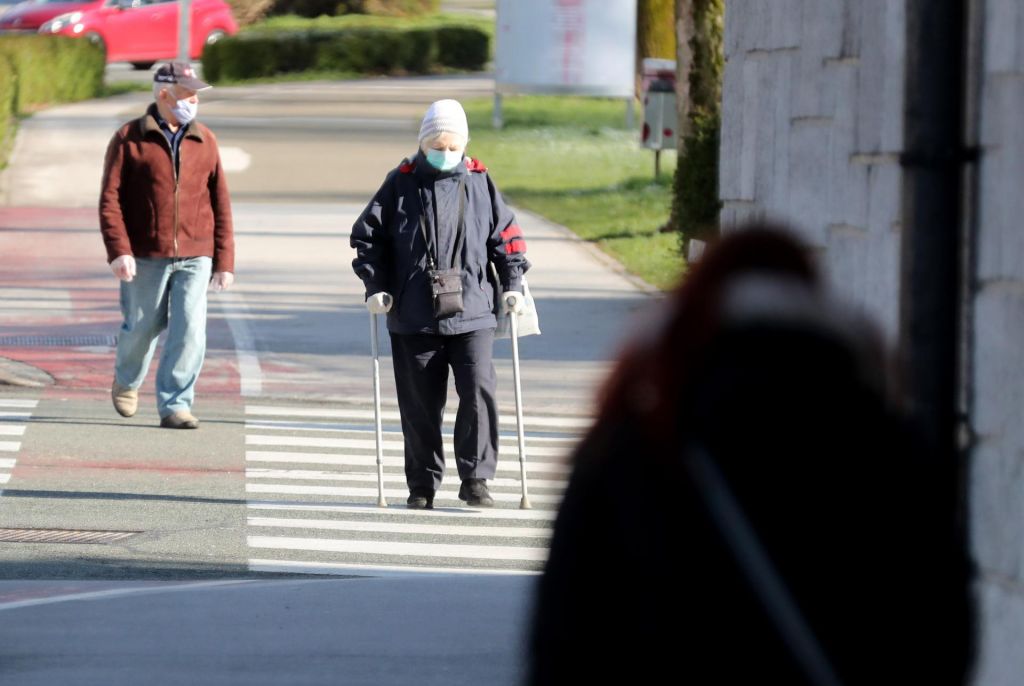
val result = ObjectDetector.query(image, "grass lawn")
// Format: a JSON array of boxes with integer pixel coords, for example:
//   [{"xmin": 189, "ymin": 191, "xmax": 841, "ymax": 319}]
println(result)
[{"xmin": 461, "ymin": 96, "xmax": 685, "ymax": 290}]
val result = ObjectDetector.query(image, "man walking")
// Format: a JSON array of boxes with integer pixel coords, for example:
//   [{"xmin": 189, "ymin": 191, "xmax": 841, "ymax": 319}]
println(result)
[{"xmin": 99, "ymin": 62, "xmax": 235, "ymax": 429}]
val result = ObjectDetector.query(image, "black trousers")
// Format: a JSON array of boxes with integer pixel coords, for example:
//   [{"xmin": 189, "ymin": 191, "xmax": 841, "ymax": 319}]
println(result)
[{"xmin": 390, "ymin": 328, "xmax": 499, "ymax": 492}]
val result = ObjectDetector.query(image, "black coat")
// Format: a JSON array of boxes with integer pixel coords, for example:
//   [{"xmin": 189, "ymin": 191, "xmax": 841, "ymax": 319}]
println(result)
[{"xmin": 351, "ymin": 152, "xmax": 530, "ymax": 336}]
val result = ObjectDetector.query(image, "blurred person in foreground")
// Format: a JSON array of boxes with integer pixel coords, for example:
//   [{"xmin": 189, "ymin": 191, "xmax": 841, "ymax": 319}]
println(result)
[
  {"xmin": 528, "ymin": 226, "xmax": 974, "ymax": 684},
  {"xmin": 99, "ymin": 62, "xmax": 235, "ymax": 429},
  {"xmin": 350, "ymin": 99, "xmax": 530, "ymax": 509}
]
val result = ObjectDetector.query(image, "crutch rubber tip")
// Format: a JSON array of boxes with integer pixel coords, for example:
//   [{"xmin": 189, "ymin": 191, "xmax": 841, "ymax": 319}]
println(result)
[
  {"xmin": 519, "ymin": 497, "xmax": 532, "ymax": 510},
  {"xmin": 377, "ymin": 497, "xmax": 388, "ymax": 508}
]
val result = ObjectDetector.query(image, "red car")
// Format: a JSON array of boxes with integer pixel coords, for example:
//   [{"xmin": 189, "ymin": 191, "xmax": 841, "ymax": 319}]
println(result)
[
  {"xmin": 0, "ymin": 0, "xmax": 102, "ymax": 32},
  {"xmin": 37, "ymin": 0, "xmax": 237, "ymax": 68}
]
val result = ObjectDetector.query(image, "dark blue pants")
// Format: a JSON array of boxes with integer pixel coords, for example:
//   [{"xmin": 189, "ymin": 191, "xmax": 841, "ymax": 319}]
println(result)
[{"xmin": 390, "ymin": 329, "xmax": 499, "ymax": 493}]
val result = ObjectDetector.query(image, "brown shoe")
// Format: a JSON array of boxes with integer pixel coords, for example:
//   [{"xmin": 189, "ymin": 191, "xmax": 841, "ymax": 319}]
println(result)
[
  {"xmin": 159, "ymin": 411, "xmax": 199, "ymax": 429},
  {"xmin": 111, "ymin": 382, "xmax": 138, "ymax": 418}
]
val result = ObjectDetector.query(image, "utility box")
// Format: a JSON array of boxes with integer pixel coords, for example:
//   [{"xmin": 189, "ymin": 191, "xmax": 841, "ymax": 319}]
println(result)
[{"xmin": 641, "ymin": 58, "xmax": 678, "ymax": 151}]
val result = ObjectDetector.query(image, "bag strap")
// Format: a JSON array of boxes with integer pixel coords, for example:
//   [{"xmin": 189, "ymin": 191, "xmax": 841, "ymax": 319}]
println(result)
[{"xmin": 418, "ymin": 174, "xmax": 468, "ymax": 271}]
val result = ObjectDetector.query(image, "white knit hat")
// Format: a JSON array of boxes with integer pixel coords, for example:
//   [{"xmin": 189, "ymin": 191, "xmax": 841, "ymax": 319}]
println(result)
[{"xmin": 418, "ymin": 99, "xmax": 469, "ymax": 144}]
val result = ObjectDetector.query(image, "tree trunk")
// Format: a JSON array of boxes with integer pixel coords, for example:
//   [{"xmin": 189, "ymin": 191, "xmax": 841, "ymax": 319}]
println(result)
[{"xmin": 676, "ymin": 0, "xmax": 694, "ymax": 145}]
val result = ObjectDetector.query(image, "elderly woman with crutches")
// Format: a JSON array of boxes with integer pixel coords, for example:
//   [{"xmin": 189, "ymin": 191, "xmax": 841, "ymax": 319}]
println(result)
[{"xmin": 351, "ymin": 99, "xmax": 530, "ymax": 510}]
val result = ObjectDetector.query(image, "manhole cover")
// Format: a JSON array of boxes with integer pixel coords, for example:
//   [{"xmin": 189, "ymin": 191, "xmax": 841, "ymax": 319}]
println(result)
[
  {"xmin": 0, "ymin": 528, "xmax": 139, "ymax": 544},
  {"xmin": 0, "ymin": 336, "xmax": 116, "ymax": 347}
]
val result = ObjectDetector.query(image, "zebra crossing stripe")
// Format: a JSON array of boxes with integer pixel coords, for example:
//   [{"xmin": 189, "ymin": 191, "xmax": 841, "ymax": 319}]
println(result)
[
  {"xmin": 0, "ymin": 474, "xmax": 9, "ymax": 484},
  {"xmin": 245, "ymin": 450, "xmax": 571, "ymax": 476},
  {"xmin": 245, "ymin": 434, "xmax": 569, "ymax": 458},
  {"xmin": 245, "ymin": 405, "xmax": 592, "ymax": 430},
  {"xmin": 0, "ymin": 400, "xmax": 38, "ymax": 408},
  {"xmin": 248, "ymin": 535, "xmax": 549, "ymax": 562},
  {"xmin": 248, "ymin": 516, "xmax": 552, "ymax": 539},
  {"xmin": 245, "ymin": 420, "xmax": 582, "ymax": 443},
  {"xmin": 246, "ymin": 483, "xmax": 564, "ymax": 505},
  {"xmin": 0, "ymin": 459, "xmax": 15, "ymax": 469},
  {"xmin": 0, "ymin": 442, "xmax": 21, "ymax": 452},
  {"xmin": 245, "ymin": 468, "xmax": 567, "ymax": 492},
  {"xmin": 246, "ymin": 501, "xmax": 558, "ymax": 521},
  {"xmin": 249, "ymin": 559, "xmax": 540, "ymax": 577},
  {"xmin": 0, "ymin": 426, "xmax": 26, "ymax": 436}
]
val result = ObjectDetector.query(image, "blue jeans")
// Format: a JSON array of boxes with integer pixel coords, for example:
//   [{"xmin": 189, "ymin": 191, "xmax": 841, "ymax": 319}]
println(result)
[{"xmin": 114, "ymin": 257, "xmax": 212, "ymax": 418}]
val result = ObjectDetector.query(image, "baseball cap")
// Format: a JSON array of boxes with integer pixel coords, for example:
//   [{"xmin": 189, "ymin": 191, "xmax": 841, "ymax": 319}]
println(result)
[{"xmin": 153, "ymin": 62, "xmax": 211, "ymax": 91}]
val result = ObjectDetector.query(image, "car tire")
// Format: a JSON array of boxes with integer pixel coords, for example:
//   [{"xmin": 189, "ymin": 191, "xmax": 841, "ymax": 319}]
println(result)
[{"xmin": 130, "ymin": 62, "xmax": 155, "ymax": 70}]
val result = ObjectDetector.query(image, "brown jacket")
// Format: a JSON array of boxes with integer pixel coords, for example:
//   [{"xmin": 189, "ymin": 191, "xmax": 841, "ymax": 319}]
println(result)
[{"xmin": 99, "ymin": 104, "xmax": 235, "ymax": 273}]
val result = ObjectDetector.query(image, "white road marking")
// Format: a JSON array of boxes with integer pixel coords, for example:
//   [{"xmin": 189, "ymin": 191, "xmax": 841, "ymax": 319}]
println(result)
[
  {"xmin": 245, "ymin": 468, "xmax": 566, "ymax": 491},
  {"xmin": 248, "ymin": 535, "xmax": 548, "ymax": 562},
  {"xmin": 245, "ymin": 449, "xmax": 571, "ymax": 476},
  {"xmin": 249, "ymin": 558, "xmax": 539, "ymax": 577},
  {"xmin": 0, "ymin": 580, "xmax": 259, "ymax": 612},
  {"xmin": 216, "ymin": 291, "xmax": 262, "ymax": 397},
  {"xmin": 218, "ymin": 146, "xmax": 252, "ymax": 173},
  {"xmin": 0, "ymin": 474, "xmax": 10, "ymax": 484},
  {"xmin": 0, "ymin": 426, "xmax": 25, "ymax": 436},
  {"xmin": 244, "ymin": 420, "xmax": 581, "ymax": 444},
  {"xmin": 245, "ymin": 405, "xmax": 593, "ymax": 430},
  {"xmin": 248, "ymin": 516, "xmax": 552, "ymax": 539},
  {"xmin": 0, "ymin": 442, "xmax": 21, "ymax": 452},
  {"xmin": 245, "ymin": 434, "xmax": 569, "ymax": 458},
  {"xmin": 246, "ymin": 483, "xmax": 563, "ymax": 505},
  {"xmin": 0, "ymin": 400, "xmax": 38, "ymax": 408},
  {"xmin": 0, "ymin": 458, "xmax": 15, "ymax": 468},
  {"xmin": 246, "ymin": 500, "xmax": 558, "ymax": 521}
]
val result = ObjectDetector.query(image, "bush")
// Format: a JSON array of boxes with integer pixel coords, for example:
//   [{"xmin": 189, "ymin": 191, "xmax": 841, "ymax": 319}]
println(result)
[
  {"xmin": 268, "ymin": 0, "xmax": 437, "ymax": 18},
  {"xmin": 0, "ymin": 35, "xmax": 104, "ymax": 112},
  {"xmin": 203, "ymin": 23, "xmax": 488, "ymax": 80},
  {"xmin": 672, "ymin": 111, "xmax": 721, "ymax": 244},
  {"xmin": 0, "ymin": 55, "xmax": 14, "ymax": 164}
]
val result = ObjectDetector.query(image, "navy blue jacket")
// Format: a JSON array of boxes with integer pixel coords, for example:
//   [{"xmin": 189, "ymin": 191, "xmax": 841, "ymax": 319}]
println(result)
[{"xmin": 351, "ymin": 152, "xmax": 530, "ymax": 336}]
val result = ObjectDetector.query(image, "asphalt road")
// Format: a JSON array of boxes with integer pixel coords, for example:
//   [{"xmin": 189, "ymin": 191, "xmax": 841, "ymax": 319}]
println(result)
[{"xmin": 0, "ymin": 72, "xmax": 655, "ymax": 684}]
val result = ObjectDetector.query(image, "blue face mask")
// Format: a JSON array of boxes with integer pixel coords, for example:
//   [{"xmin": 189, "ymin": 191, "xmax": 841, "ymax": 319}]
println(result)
[{"xmin": 425, "ymin": 148, "xmax": 464, "ymax": 172}]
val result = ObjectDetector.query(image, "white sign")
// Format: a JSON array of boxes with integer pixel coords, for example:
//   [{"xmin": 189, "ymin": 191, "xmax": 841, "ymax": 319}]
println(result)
[{"xmin": 495, "ymin": 0, "xmax": 638, "ymax": 98}]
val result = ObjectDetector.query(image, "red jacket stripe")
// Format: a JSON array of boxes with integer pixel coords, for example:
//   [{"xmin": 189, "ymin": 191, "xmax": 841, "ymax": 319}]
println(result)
[
  {"xmin": 500, "ymin": 225, "xmax": 523, "ymax": 241},
  {"xmin": 504, "ymin": 239, "xmax": 527, "ymax": 255}
]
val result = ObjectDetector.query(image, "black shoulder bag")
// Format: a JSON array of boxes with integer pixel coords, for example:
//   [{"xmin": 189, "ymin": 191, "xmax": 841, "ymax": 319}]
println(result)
[{"xmin": 419, "ymin": 176, "xmax": 467, "ymax": 319}]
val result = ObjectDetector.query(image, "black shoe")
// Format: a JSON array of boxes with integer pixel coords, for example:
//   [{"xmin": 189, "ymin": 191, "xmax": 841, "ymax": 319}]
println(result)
[
  {"xmin": 458, "ymin": 478, "xmax": 494, "ymax": 507},
  {"xmin": 407, "ymin": 488, "xmax": 434, "ymax": 510}
]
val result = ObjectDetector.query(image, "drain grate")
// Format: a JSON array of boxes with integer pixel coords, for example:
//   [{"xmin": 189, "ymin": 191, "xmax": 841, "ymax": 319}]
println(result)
[
  {"xmin": 0, "ymin": 335, "xmax": 116, "ymax": 348},
  {"xmin": 0, "ymin": 528, "xmax": 139, "ymax": 544}
]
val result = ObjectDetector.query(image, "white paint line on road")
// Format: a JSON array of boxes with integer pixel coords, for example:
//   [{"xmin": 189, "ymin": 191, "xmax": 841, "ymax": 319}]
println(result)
[
  {"xmin": 248, "ymin": 535, "xmax": 549, "ymax": 562},
  {"xmin": 0, "ymin": 400, "xmax": 38, "ymax": 408},
  {"xmin": 248, "ymin": 516, "xmax": 552, "ymax": 540},
  {"xmin": 245, "ymin": 468, "xmax": 566, "ymax": 492},
  {"xmin": 0, "ymin": 580, "xmax": 259, "ymax": 613},
  {"xmin": 246, "ymin": 500, "xmax": 558, "ymax": 521},
  {"xmin": 0, "ymin": 426, "xmax": 25, "ymax": 436},
  {"xmin": 219, "ymin": 146, "xmax": 251, "ymax": 173},
  {"xmin": 249, "ymin": 558, "xmax": 539, "ymax": 577},
  {"xmin": 246, "ymin": 483, "xmax": 564, "ymax": 505},
  {"xmin": 0, "ymin": 442, "xmax": 21, "ymax": 452},
  {"xmin": 216, "ymin": 291, "xmax": 262, "ymax": 397},
  {"xmin": 244, "ymin": 420, "xmax": 580, "ymax": 444},
  {"xmin": 245, "ymin": 450, "xmax": 571, "ymax": 476},
  {"xmin": 0, "ymin": 458, "xmax": 15, "ymax": 468},
  {"xmin": 246, "ymin": 405, "xmax": 593, "ymax": 430},
  {"xmin": 245, "ymin": 434, "xmax": 569, "ymax": 458},
  {"xmin": 0, "ymin": 474, "xmax": 10, "ymax": 484}
]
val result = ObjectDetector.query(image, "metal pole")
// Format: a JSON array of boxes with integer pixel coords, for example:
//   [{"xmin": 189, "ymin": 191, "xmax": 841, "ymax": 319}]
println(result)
[
  {"xmin": 625, "ymin": 96, "xmax": 635, "ymax": 129},
  {"xmin": 177, "ymin": 0, "xmax": 192, "ymax": 63},
  {"xmin": 899, "ymin": 0, "xmax": 969, "ymax": 501},
  {"xmin": 370, "ymin": 312, "xmax": 388, "ymax": 508},
  {"xmin": 506, "ymin": 299, "xmax": 531, "ymax": 510},
  {"xmin": 493, "ymin": 92, "xmax": 504, "ymax": 130}
]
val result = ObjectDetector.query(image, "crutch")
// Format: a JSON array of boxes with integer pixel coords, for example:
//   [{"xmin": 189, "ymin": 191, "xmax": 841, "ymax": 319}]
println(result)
[
  {"xmin": 506, "ymin": 295, "xmax": 532, "ymax": 510},
  {"xmin": 369, "ymin": 309, "xmax": 388, "ymax": 508}
]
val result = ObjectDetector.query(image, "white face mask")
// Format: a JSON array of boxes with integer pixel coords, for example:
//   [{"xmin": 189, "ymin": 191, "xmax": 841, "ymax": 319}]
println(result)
[{"xmin": 171, "ymin": 98, "xmax": 198, "ymax": 125}]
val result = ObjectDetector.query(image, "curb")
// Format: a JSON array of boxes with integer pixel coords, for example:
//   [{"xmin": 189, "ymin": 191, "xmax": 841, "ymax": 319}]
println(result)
[{"xmin": 0, "ymin": 356, "xmax": 55, "ymax": 388}]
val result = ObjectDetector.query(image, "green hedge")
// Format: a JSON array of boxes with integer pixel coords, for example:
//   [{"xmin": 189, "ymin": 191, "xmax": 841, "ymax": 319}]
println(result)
[
  {"xmin": 0, "ymin": 35, "xmax": 104, "ymax": 167},
  {"xmin": 202, "ymin": 24, "xmax": 488, "ymax": 80}
]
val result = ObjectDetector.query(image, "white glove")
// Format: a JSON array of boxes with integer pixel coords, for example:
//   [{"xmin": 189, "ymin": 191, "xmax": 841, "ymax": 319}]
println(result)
[
  {"xmin": 110, "ymin": 255, "xmax": 136, "ymax": 282},
  {"xmin": 211, "ymin": 272, "xmax": 234, "ymax": 292},
  {"xmin": 366, "ymin": 292, "xmax": 393, "ymax": 314},
  {"xmin": 502, "ymin": 291, "xmax": 525, "ymax": 315}
]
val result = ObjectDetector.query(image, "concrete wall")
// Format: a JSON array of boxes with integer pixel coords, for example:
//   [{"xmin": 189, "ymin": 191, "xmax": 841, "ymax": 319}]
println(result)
[
  {"xmin": 720, "ymin": 1, "xmax": 1024, "ymax": 683},
  {"xmin": 967, "ymin": 1, "xmax": 1024, "ymax": 683},
  {"xmin": 719, "ymin": 0, "xmax": 905, "ymax": 337}
]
